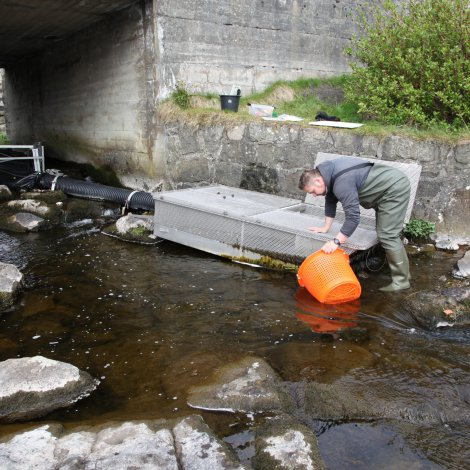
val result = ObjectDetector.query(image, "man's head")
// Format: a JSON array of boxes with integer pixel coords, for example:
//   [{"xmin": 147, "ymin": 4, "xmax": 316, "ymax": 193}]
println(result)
[{"xmin": 298, "ymin": 169, "xmax": 327, "ymax": 196}]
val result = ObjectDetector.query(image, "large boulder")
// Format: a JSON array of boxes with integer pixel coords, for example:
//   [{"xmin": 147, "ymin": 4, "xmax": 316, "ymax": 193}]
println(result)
[
  {"xmin": 0, "ymin": 262, "xmax": 23, "ymax": 311},
  {"xmin": 187, "ymin": 357, "xmax": 293, "ymax": 414},
  {"xmin": 0, "ymin": 356, "xmax": 99, "ymax": 423}
]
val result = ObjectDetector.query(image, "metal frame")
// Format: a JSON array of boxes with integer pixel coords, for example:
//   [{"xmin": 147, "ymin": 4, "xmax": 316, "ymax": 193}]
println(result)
[
  {"xmin": 0, "ymin": 143, "xmax": 45, "ymax": 172},
  {"xmin": 153, "ymin": 153, "xmax": 422, "ymax": 266}
]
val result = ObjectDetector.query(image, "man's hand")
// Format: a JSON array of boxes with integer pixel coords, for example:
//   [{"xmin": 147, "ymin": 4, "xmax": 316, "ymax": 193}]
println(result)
[
  {"xmin": 321, "ymin": 240, "xmax": 339, "ymax": 254},
  {"xmin": 308, "ymin": 226, "xmax": 329, "ymax": 233}
]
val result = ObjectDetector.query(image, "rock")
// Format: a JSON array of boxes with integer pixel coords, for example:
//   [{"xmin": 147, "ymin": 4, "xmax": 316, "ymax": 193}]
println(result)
[
  {"xmin": 291, "ymin": 380, "xmax": 470, "ymax": 425},
  {"xmin": 187, "ymin": 357, "xmax": 292, "ymax": 414},
  {"xmin": 454, "ymin": 250, "xmax": 470, "ymax": 279},
  {"xmin": 102, "ymin": 213, "xmax": 158, "ymax": 244},
  {"xmin": 253, "ymin": 414, "xmax": 326, "ymax": 470},
  {"xmin": 0, "ymin": 262, "xmax": 23, "ymax": 311},
  {"xmin": 435, "ymin": 238, "xmax": 460, "ymax": 251},
  {"xmin": 115, "ymin": 213, "xmax": 154, "ymax": 235},
  {"xmin": 2, "ymin": 212, "xmax": 47, "ymax": 232},
  {"xmin": 173, "ymin": 415, "xmax": 247, "ymax": 469},
  {"xmin": 0, "ymin": 356, "xmax": 99, "ymax": 423},
  {"xmin": 0, "ymin": 424, "xmax": 63, "ymax": 470},
  {"xmin": 0, "ymin": 184, "xmax": 12, "ymax": 202},
  {"xmin": 0, "ymin": 422, "xmax": 178, "ymax": 470},
  {"xmin": 20, "ymin": 190, "xmax": 68, "ymax": 205},
  {"xmin": 402, "ymin": 287, "xmax": 470, "ymax": 330},
  {"xmin": 0, "ymin": 416, "xmax": 247, "ymax": 469},
  {"xmin": 64, "ymin": 199, "xmax": 108, "ymax": 222},
  {"xmin": 7, "ymin": 199, "xmax": 53, "ymax": 217}
]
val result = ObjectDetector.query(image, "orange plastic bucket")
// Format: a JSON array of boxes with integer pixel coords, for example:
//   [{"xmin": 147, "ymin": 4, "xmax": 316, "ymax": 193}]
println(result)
[{"xmin": 297, "ymin": 249, "xmax": 361, "ymax": 304}]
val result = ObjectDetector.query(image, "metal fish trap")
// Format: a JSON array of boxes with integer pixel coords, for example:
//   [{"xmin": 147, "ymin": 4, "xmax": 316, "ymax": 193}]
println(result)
[{"xmin": 153, "ymin": 153, "xmax": 422, "ymax": 267}]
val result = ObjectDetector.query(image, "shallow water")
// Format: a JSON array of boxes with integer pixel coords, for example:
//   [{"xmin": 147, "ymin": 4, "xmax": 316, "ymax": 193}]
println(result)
[{"xmin": 0, "ymin": 219, "xmax": 469, "ymax": 469}]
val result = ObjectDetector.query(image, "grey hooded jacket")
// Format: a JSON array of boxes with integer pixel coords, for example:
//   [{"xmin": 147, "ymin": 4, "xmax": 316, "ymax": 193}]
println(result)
[{"xmin": 316, "ymin": 157, "xmax": 373, "ymax": 237}]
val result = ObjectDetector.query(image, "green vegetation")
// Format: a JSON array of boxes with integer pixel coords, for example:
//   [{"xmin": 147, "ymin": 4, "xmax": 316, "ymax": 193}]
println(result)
[
  {"xmin": 0, "ymin": 134, "xmax": 8, "ymax": 144},
  {"xmin": 345, "ymin": 0, "xmax": 469, "ymax": 130},
  {"xmin": 164, "ymin": 75, "xmax": 469, "ymax": 142},
  {"xmin": 403, "ymin": 218, "xmax": 436, "ymax": 243},
  {"xmin": 171, "ymin": 81, "xmax": 191, "ymax": 109},
  {"xmin": 130, "ymin": 225, "xmax": 152, "ymax": 237}
]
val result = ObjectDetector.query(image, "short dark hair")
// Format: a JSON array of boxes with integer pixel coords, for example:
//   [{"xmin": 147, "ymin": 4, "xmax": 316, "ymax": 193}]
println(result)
[{"xmin": 298, "ymin": 169, "xmax": 322, "ymax": 190}]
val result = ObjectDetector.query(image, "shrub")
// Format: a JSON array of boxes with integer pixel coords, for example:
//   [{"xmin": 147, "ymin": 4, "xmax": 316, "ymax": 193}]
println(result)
[
  {"xmin": 345, "ymin": 0, "xmax": 469, "ymax": 128},
  {"xmin": 171, "ymin": 81, "xmax": 191, "ymax": 109},
  {"xmin": 403, "ymin": 218, "xmax": 435, "ymax": 242}
]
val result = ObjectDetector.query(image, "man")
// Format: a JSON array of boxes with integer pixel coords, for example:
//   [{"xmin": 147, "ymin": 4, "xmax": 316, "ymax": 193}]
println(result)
[{"xmin": 298, "ymin": 157, "xmax": 411, "ymax": 291}]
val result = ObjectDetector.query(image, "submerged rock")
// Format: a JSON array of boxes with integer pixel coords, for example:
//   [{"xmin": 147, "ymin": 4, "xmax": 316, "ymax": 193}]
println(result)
[
  {"xmin": 187, "ymin": 357, "xmax": 292, "ymax": 414},
  {"xmin": 0, "ymin": 356, "xmax": 99, "ymax": 423},
  {"xmin": 253, "ymin": 414, "xmax": 326, "ymax": 470},
  {"xmin": 402, "ymin": 286, "xmax": 470, "ymax": 330},
  {"xmin": 0, "ymin": 262, "xmax": 23, "ymax": 311},
  {"xmin": 289, "ymin": 380, "xmax": 470, "ymax": 426},
  {"xmin": 3, "ymin": 212, "xmax": 48, "ymax": 232}
]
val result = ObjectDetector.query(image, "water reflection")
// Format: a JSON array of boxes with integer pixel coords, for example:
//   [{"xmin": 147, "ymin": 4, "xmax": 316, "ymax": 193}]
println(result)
[{"xmin": 295, "ymin": 287, "xmax": 361, "ymax": 338}]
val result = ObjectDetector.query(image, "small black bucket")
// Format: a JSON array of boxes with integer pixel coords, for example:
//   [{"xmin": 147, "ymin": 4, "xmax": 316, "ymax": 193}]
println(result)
[{"xmin": 220, "ymin": 95, "xmax": 241, "ymax": 112}]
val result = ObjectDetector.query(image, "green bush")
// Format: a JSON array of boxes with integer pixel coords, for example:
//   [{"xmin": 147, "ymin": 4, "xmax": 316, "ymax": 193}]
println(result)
[
  {"xmin": 403, "ymin": 218, "xmax": 435, "ymax": 242},
  {"xmin": 171, "ymin": 81, "xmax": 191, "ymax": 109},
  {"xmin": 345, "ymin": 0, "xmax": 469, "ymax": 129}
]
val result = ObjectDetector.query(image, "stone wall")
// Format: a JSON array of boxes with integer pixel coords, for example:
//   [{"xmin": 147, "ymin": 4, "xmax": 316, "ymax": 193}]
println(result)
[{"xmin": 159, "ymin": 120, "xmax": 470, "ymax": 243}]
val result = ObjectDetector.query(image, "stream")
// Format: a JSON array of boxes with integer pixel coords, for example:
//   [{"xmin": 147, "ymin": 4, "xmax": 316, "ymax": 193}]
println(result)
[{"xmin": 0, "ymin": 217, "xmax": 469, "ymax": 469}]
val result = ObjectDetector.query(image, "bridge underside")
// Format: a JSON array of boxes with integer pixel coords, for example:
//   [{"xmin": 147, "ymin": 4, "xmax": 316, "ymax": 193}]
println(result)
[{"xmin": 0, "ymin": 0, "xmax": 139, "ymax": 67}]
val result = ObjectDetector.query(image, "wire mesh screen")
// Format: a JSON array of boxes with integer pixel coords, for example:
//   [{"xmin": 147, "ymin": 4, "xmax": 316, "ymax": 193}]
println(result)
[{"xmin": 153, "ymin": 154, "xmax": 422, "ymax": 265}]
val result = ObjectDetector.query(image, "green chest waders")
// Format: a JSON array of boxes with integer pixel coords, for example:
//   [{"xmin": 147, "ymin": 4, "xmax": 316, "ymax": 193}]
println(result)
[{"xmin": 359, "ymin": 165, "xmax": 411, "ymax": 291}]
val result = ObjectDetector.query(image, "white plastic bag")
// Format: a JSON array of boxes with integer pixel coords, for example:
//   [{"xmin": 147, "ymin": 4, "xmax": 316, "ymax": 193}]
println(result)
[{"xmin": 248, "ymin": 103, "xmax": 274, "ymax": 117}]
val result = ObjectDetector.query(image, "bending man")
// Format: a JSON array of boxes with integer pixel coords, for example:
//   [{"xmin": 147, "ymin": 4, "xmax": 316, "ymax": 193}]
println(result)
[{"xmin": 298, "ymin": 157, "xmax": 411, "ymax": 291}]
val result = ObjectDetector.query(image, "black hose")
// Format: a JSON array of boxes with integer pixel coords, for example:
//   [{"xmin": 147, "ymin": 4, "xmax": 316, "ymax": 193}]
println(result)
[{"xmin": 36, "ymin": 173, "xmax": 154, "ymax": 212}]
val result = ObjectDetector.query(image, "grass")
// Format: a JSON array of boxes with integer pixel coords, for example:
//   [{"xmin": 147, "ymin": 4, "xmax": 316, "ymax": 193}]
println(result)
[{"xmin": 162, "ymin": 75, "xmax": 469, "ymax": 144}]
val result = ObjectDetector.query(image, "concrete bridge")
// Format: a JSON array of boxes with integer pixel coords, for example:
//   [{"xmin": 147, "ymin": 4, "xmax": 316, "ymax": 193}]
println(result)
[
  {"xmin": 0, "ymin": 0, "xmax": 360, "ymax": 185},
  {"xmin": 0, "ymin": 1, "xmax": 468, "ymax": 244}
]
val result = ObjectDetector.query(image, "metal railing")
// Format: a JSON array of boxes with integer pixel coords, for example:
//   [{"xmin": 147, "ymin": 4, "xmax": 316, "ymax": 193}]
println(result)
[{"xmin": 0, "ymin": 142, "xmax": 45, "ymax": 173}]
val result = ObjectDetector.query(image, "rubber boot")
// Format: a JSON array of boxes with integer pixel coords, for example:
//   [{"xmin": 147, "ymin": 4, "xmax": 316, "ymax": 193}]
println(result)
[{"xmin": 379, "ymin": 246, "xmax": 410, "ymax": 291}]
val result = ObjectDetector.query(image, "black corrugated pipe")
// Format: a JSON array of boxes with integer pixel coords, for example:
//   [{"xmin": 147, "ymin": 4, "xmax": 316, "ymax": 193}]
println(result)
[{"xmin": 36, "ymin": 173, "xmax": 154, "ymax": 212}]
